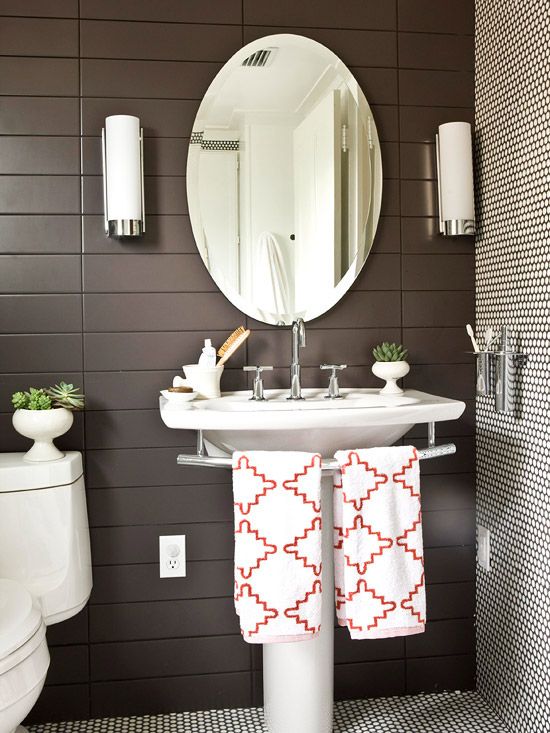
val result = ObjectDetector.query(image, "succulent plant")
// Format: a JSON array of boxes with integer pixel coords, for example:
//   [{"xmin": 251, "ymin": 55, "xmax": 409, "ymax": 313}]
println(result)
[
  {"xmin": 372, "ymin": 342, "xmax": 409, "ymax": 363},
  {"xmin": 27, "ymin": 388, "xmax": 52, "ymax": 410},
  {"xmin": 46, "ymin": 382, "xmax": 85, "ymax": 410},
  {"xmin": 11, "ymin": 391, "xmax": 29, "ymax": 409}
]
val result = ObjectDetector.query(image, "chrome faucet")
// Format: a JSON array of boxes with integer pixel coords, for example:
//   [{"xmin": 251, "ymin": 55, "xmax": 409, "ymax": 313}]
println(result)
[{"xmin": 288, "ymin": 318, "xmax": 306, "ymax": 400}]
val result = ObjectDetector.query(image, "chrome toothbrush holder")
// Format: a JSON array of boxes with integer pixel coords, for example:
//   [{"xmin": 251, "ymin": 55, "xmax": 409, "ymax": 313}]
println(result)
[{"xmin": 471, "ymin": 326, "xmax": 527, "ymax": 413}]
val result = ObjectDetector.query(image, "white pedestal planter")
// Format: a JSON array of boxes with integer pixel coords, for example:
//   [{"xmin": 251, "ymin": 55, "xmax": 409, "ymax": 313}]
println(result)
[
  {"xmin": 371, "ymin": 361, "xmax": 410, "ymax": 395},
  {"xmin": 12, "ymin": 408, "xmax": 73, "ymax": 462}
]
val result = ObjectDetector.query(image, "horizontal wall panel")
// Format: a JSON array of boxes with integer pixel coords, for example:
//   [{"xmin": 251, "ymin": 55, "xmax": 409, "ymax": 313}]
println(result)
[
  {"xmin": 47, "ymin": 608, "xmax": 88, "ymax": 646},
  {"xmin": 403, "ymin": 291, "xmax": 474, "ymax": 327},
  {"xmin": 401, "ymin": 218, "xmax": 473, "ymax": 255},
  {"xmin": 400, "ymin": 106, "xmax": 474, "ymax": 144},
  {"xmin": 81, "ymin": 20, "xmax": 242, "ymax": 62},
  {"xmin": 335, "ymin": 660, "xmax": 405, "ymax": 700},
  {"xmin": 248, "ymin": 328, "xmax": 401, "ymax": 369},
  {"xmin": 420, "ymin": 474, "xmax": 475, "ymax": 512},
  {"xmin": 91, "ymin": 523, "xmax": 233, "ymax": 564},
  {"xmin": 80, "ymin": 0, "xmax": 242, "ymax": 24},
  {"xmin": 369, "ymin": 105, "xmax": 398, "ymax": 143},
  {"xmin": 87, "ymin": 484, "xmax": 234, "ymax": 528},
  {"xmin": 279, "ymin": 290, "xmax": 401, "ymax": 330},
  {"xmin": 26, "ymin": 684, "xmax": 89, "ymax": 725},
  {"xmin": 81, "ymin": 59, "xmax": 221, "ymax": 99},
  {"xmin": 0, "ymin": 137, "xmax": 79, "ymax": 175},
  {"xmin": 400, "ymin": 143, "xmax": 435, "ymax": 180},
  {"xmin": 47, "ymin": 645, "xmax": 89, "ymax": 684},
  {"xmin": 82, "ymin": 175, "xmax": 187, "ymax": 216},
  {"xmin": 401, "ymin": 180, "xmax": 437, "ymax": 218},
  {"xmin": 372, "ymin": 216, "xmax": 400, "ymax": 254},
  {"xmin": 83, "ymin": 215, "xmax": 195, "ymax": 254},
  {"xmin": 398, "ymin": 0, "xmax": 474, "ymax": 34},
  {"xmin": 83, "ymin": 331, "xmax": 243, "ymax": 372},
  {"xmin": 0, "ymin": 57, "xmax": 78, "ymax": 96},
  {"xmin": 85, "ymin": 409, "xmax": 193, "ymax": 450},
  {"xmin": 0, "ymin": 0, "xmax": 77, "ymax": 16},
  {"xmin": 0, "ymin": 18, "xmax": 78, "ymax": 56},
  {"xmin": 243, "ymin": 0, "xmax": 396, "ymax": 30},
  {"xmin": 0, "ymin": 177, "xmax": 79, "ymax": 215},
  {"xmin": 402, "ymin": 254, "xmax": 474, "ymax": 290},
  {"xmin": 91, "ymin": 561, "xmax": 233, "ymax": 604},
  {"xmin": 81, "ymin": 98, "xmax": 199, "ymax": 137},
  {"xmin": 90, "ymin": 597, "xmax": 239, "ymax": 643},
  {"xmin": 83, "ymin": 369, "xmax": 245, "ymax": 411},
  {"xmin": 0, "ymin": 256, "xmax": 81, "ymax": 293},
  {"xmin": 82, "ymin": 137, "xmax": 187, "ymax": 177},
  {"xmin": 399, "ymin": 70, "xmax": 473, "ymax": 108},
  {"xmin": 0, "ymin": 215, "xmax": 80, "ymax": 255},
  {"xmin": 404, "ymin": 327, "xmax": 471, "ymax": 364},
  {"xmin": 422, "ymin": 509, "xmax": 475, "ymax": 547},
  {"xmin": 83, "ymin": 292, "xmax": 242, "ymax": 332},
  {"xmin": 0, "ymin": 371, "xmax": 83, "ymax": 406},
  {"xmin": 380, "ymin": 142, "xmax": 399, "ymax": 179},
  {"xmin": 406, "ymin": 654, "xmax": 475, "ymax": 694},
  {"xmin": 90, "ymin": 671, "xmax": 252, "ymax": 718},
  {"xmin": 406, "ymin": 619, "xmax": 474, "ymax": 658},
  {"xmin": 85, "ymin": 447, "xmax": 229, "ymax": 488},
  {"xmin": 0, "ymin": 334, "xmax": 82, "ymax": 372},
  {"xmin": 352, "ymin": 254, "xmax": 401, "ymax": 291},
  {"xmin": 83, "ymin": 253, "xmax": 212, "ymax": 293},
  {"xmin": 424, "ymin": 546, "xmax": 475, "ymax": 584},
  {"xmin": 0, "ymin": 97, "xmax": 79, "ymax": 135},
  {"xmin": 334, "ymin": 629, "xmax": 404, "ymax": 664},
  {"xmin": 353, "ymin": 68, "xmax": 399, "ymax": 106},
  {"xmin": 406, "ymin": 364, "xmax": 475, "ymax": 401},
  {"xmin": 399, "ymin": 33, "xmax": 474, "ymax": 71},
  {"xmin": 380, "ymin": 179, "xmax": 400, "ymax": 216},
  {"xmin": 427, "ymin": 582, "xmax": 475, "ymax": 620},
  {"xmin": 243, "ymin": 26, "xmax": 397, "ymax": 68},
  {"xmin": 91, "ymin": 635, "xmax": 248, "ymax": 682},
  {"xmin": 0, "ymin": 295, "xmax": 82, "ymax": 332}
]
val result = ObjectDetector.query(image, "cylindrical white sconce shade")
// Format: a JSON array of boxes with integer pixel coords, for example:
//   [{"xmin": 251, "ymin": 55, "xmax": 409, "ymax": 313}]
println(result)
[
  {"xmin": 102, "ymin": 115, "xmax": 145, "ymax": 237},
  {"xmin": 436, "ymin": 121, "xmax": 475, "ymax": 236}
]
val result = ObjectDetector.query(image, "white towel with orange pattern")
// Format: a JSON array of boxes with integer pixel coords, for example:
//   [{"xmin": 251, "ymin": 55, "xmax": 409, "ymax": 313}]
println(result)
[
  {"xmin": 232, "ymin": 451, "xmax": 323, "ymax": 643},
  {"xmin": 333, "ymin": 445, "xmax": 426, "ymax": 639}
]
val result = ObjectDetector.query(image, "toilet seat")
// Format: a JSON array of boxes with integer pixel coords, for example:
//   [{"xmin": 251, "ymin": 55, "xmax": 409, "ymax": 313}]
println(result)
[{"xmin": 0, "ymin": 579, "xmax": 43, "ymax": 664}]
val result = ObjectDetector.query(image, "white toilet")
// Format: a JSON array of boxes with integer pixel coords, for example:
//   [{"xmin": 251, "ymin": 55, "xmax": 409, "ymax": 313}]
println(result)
[{"xmin": 0, "ymin": 452, "xmax": 92, "ymax": 733}]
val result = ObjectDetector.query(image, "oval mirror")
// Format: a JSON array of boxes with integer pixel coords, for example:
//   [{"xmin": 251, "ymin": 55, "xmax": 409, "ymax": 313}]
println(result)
[{"xmin": 187, "ymin": 34, "xmax": 382, "ymax": 326}]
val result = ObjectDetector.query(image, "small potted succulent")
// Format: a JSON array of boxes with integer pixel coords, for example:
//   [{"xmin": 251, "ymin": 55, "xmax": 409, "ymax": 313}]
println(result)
[
  {"xmin": 372, "ymin": 342, "xmax": 409, "ymax": 395},
  {"xmin": 12, "ymin": 382, "xmax": 85, "ymax": 462}
]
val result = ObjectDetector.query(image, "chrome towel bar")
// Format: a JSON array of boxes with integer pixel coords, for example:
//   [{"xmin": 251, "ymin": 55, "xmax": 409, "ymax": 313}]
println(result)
[{"xmin": 176, "ymin": 422, "xmax": 456, "ymax": 472}]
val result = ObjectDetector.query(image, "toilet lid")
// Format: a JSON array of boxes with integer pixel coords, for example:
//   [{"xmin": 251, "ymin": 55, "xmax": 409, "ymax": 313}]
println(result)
[{"xmin": 0, "ymin": 579, "xmax": 42, "ymax": 659}]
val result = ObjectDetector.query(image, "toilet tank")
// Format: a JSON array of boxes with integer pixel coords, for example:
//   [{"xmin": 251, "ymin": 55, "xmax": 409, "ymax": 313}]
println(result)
[{"xmin": 0, "ymin": 452, "xmax": 92, "ymax": 625}]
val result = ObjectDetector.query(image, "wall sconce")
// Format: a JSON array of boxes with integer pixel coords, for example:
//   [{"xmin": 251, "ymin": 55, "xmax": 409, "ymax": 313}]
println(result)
[
  {"xmin": 435, "ymin": 121, "xmax": 475, "ymax": 237},
  {"xmin": 102, "ymin": 115, "xmax": 145, "ymax": 237}
]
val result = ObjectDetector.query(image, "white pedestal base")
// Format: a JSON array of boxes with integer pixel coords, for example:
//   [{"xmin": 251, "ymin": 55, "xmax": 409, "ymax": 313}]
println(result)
[{"xmin": 263, "ymin": 477, "xmax": 335, "ymax": 733}]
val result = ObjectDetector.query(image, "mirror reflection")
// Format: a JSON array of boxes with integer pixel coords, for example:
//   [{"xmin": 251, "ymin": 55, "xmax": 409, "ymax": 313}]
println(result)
[{"xmin": 187, "ymin": 34, "xmax": 382, "ymax": 325}]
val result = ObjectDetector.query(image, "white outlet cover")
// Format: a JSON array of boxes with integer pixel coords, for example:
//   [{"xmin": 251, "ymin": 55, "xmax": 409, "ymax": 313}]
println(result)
[{"xmin": 159, "ymin": 534, "xmax": 186, "ymax": 578}]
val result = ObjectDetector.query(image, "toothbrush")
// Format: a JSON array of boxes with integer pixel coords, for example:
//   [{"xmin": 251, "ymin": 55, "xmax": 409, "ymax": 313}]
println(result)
[
  {"xmin": 466, "ymin": 324, "xmax": 480, "ymax": 353},
  {"xmin": 484, "ymin": 326, "xmax": 499, "ymax": 349}
]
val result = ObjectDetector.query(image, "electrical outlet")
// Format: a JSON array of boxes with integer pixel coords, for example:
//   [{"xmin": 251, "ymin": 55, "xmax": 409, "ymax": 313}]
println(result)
[
  {"xmin": 159, "ymin": 535, "xmax": 186, "ymax": 578},
  {"xmin": 477, "ymin": 525, "xmax": 491, "ymax": 571}
]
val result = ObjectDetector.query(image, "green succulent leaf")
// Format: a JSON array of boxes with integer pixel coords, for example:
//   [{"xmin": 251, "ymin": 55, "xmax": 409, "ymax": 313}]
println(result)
[
  {"xmin": 372, "ymin": 342, "xmax": 408, "ymax": 363},
  {"xmin": 46, "ymin": 381, "xmax": 85, "ymax": 410},
  {"xmin": 11, "ymin": 391, "xmax": 29, "ymax": 409},
  {"xmin": 27, "ymin": 388, "xmax": 52, "ymax": 410}
]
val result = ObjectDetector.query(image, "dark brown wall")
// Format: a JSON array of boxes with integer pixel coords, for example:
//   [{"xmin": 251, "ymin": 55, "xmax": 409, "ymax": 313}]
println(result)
[{"xmin": 0, "ymin": 0, "xmax": 474, "ymax": 722}]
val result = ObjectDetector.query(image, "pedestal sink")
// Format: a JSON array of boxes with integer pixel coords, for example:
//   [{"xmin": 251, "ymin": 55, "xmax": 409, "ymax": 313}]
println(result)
[{"xmin": 160, "ymin": 387, "xmax": 465, "ymax": 733}]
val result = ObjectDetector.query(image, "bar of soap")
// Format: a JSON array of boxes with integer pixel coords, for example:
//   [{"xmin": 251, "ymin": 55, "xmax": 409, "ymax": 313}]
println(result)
[{"xmin": 168, "ymin": 386, "xmax": 193, "ymax": 394}]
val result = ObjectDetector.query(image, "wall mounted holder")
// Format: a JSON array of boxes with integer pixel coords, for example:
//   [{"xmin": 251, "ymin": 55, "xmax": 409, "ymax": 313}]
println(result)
[{"xmin": 472, "ymin": 327, "xmax": 527, "ymax": 413}]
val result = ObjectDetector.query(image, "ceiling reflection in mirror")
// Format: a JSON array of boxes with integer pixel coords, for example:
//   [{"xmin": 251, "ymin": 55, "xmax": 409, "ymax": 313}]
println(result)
[{"xmin": 187, "ymin": 34, "xmax": 382, "ymax": 325}]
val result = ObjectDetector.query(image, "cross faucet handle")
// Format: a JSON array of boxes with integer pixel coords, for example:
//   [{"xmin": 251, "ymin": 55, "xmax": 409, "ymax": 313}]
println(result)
[
  {"xmin": 320, "ymin": 364, "xmax": 347, "ymax": 399},
  {"xmin": 243, "ymin": 365, "xmax": 273, "ymax": 401}
]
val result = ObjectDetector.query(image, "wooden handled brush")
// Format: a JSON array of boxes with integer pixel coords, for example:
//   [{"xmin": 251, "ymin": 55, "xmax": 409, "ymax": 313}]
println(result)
[{"xmin": 217, "ymin": 326, "xmax": 250, "ymax": 366}]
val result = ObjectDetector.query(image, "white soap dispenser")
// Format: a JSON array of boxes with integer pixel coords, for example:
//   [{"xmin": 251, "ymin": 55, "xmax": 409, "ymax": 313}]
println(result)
[{"xmin": 198, "ymin": 338, "xmax": 217, "ymax": 367}]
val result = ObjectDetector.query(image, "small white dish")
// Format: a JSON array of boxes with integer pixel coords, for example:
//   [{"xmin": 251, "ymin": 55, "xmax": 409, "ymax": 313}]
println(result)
[{"xmin": 160, "ymin": 389, "xmax": 198, "ymax": 404}]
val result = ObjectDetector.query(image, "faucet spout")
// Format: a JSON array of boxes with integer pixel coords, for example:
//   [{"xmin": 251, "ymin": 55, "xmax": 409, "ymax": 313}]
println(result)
[{"xmin": 288, "ymin": 318, "xmax": 306, "ymax": 400}]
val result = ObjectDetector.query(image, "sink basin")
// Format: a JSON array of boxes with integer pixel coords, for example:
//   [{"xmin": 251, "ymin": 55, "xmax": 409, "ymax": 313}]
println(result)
[{"xmin": 160, "ymin": 388, "xmax": 465, "ymax": 455}]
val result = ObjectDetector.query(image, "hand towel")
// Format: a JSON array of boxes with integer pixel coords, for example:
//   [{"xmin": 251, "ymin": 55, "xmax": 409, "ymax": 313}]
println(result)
[
  {"xmin": 232, "ymin": 451, "xmax": 322, "ymax": 643},
  {"xmin": 334, "ymin": 446, "xmax": 425, "ymax": 639}
]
